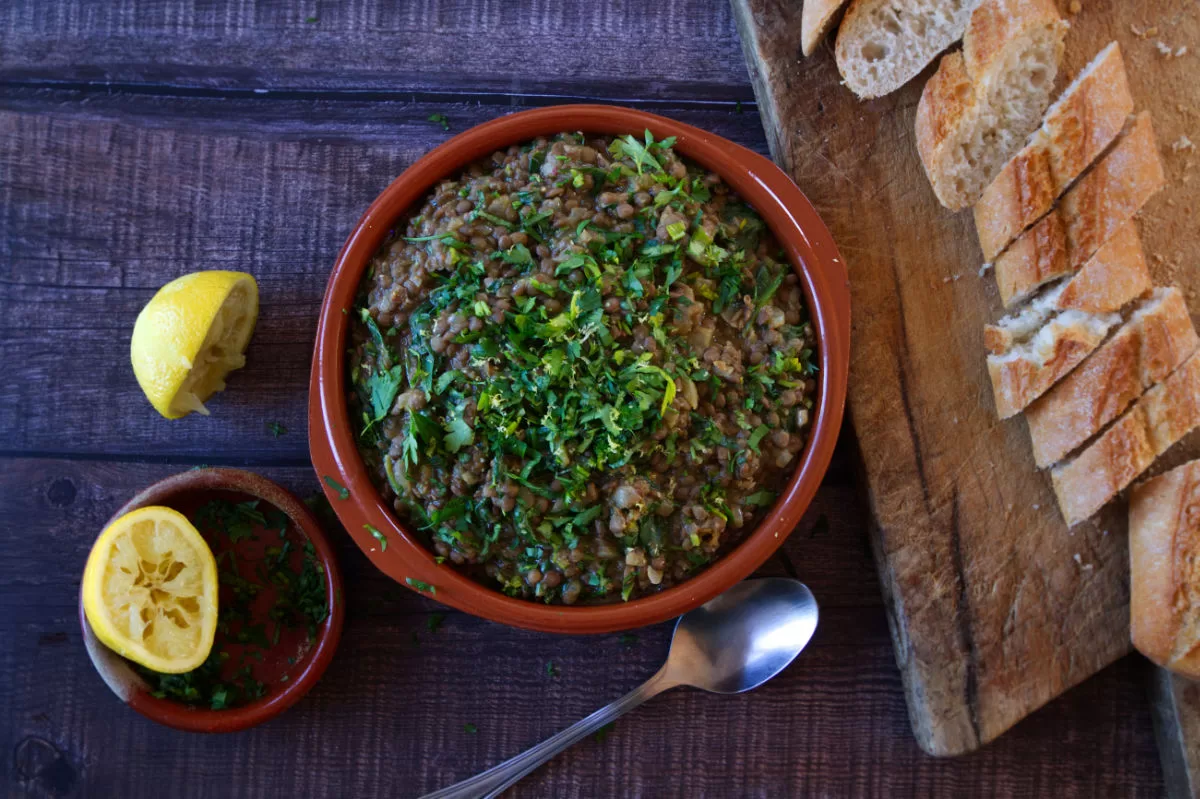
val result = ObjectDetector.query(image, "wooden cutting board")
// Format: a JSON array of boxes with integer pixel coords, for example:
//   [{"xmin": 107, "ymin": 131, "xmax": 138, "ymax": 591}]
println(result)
[{"xmin": 732, "ymin": 0, "xmax": 1200, "ymax": 756}]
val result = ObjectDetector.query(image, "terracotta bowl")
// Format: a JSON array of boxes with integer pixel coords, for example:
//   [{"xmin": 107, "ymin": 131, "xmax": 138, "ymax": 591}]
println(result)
[
  {"xmin": 309, "ymin": 104, "xmax": 850, "ymax": 634},
  {"xmin": 79, "ymin": 468, "xmax": 345, "ymax": 733}
]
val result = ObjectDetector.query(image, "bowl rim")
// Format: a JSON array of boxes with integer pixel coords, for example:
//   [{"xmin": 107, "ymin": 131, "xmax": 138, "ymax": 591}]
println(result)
[
  {"xmin": 308, "ymin": 103, "xmax": 850, "ymax": 633},
  {"xmin": 78, "ymin": 467, "xmax": 345, "ymax": 733}
]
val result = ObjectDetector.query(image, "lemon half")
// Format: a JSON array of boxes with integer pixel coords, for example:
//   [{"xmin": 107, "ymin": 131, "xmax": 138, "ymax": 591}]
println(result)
[
  {"xmin": 82, "ymin": 506, "xmax": 219, "ymax": 673},
  {"xmin": 131, "ymin": 270, "xmax": 258, "ymax": 419}
]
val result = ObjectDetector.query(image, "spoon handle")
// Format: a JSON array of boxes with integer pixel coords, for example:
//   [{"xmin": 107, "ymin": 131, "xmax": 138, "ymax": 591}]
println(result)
[{"xmin": 420, "ymin": 666, "xmax": 678, "ymax": 799}]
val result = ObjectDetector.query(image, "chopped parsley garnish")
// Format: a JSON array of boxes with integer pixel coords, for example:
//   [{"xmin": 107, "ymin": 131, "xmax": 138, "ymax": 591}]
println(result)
[
  {"xmin": 366, "ymin": 524, "xmax": 387, "ymax": 551},
  {"xmin": 546, "ymin": 661, "xmax": 560, "ymax": 678},
  {"xmin": 323, "ymin": 475, "xmax": 349, "ymax": 500},
  {"xmin": 267, "ymin": 421, "xmax": 288, "ymax": 438},
  {"xmin": 428, "ymin": 113, "xmax": 450, "ymax": 131},
  {"xmin": 349, "ymin": 131, "xmax": 819, "ymax": 605},
  {"xmin": 464, "ymin": 722, "xmax": 478, "ymax": 734},
  {"xmin": 406, "ymin": 577, "xmax": 437, "ymax": 595},
  {"xmin": 426, "ymin": 613, "xmax": 445, "ymax": 633}
]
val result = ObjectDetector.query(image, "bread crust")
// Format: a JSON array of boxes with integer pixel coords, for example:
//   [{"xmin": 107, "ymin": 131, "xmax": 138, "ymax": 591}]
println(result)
[
  {"xmin": 987, "ymin": 312, "xmax": 1116, "ymax": 419},
  {"xmin": 1026, "ymin": 288, "xmax": 1199, "ymax": 468},
  {"xmin": 1054, "ymin": 220, "xmax": 1150, "ymax": 314},
  {"xmin": 973, "ymin": 42, "xmax": 1133, "ymax": 261},
  {"xmin": 802, "ymin": 0, "xmax": 849, "ymax": 57},
  {"xmin": 1051, "ymin": 351, "xmax": 1200, "ymax": 526},
  {"xmin": 992, "ymin": 113, "xmax": 1164, "ymax": 307},
  {"xmin": 995, "ymin": 211, "xmax": 1069, "ymax": 307},
  {"xmin": 961, "ymin": 0, "xmax": 1064, "ymax": 79},
  {"xmin": 1061, "ymin": 112, "xmax": 1165, "ymax": 261},
  {"xmin": 1130, "ymin": 460, "xmax": 1200, "ymax": 678}
]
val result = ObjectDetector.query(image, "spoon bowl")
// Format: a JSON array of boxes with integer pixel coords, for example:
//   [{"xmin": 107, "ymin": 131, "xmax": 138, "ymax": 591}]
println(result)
[
  {"xmin": 663, "ymin": 578, "xmax": 819, "ymax": 694},
  {"xmin": 423, "ymin": 578, "xmax": 819, "ymax": 799}
]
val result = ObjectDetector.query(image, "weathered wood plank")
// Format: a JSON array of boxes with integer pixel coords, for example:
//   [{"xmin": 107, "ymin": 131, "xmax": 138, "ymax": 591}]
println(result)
[
  {"xmin": 0, "ymin": 101, "xmax": 766, "ymax": 461},
  {"xmin": 1, "ymin": 458, "xmax": 1163, "ymax": 796},
  {"xmin": 732, "ymin": 0, "xmax": 1200, "ymax": 757},
  {"xmin": 0, "ymin": 0, "xmax": 754, "ymax": 104}
]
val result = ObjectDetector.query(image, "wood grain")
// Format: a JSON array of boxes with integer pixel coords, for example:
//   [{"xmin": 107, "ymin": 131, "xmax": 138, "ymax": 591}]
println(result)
[
  {"xmin": 1, "ymin": 458, "xmax": 1163, "ymax": 797},
  {"xmin": 732, "ymin": 0, "xmax": 1200, "ymax": 756},
  {"xmin": 0, "ymin": 101, "xmax": 766, "ymax": 461},
  {"xmin": 0, "ymin": 0, "xmax": 753, "ymax": 105}
]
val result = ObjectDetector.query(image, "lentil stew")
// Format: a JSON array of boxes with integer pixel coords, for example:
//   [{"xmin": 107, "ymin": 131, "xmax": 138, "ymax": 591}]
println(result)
[{"xmin": 349, "ymin": 131, "xmax": 817, "ymax": 604}]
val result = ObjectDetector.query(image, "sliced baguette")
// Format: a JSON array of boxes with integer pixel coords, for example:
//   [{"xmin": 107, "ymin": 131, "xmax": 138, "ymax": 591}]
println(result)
[
  {"xmin": 986, "ymin": 307, "xmax": 1118, "ymax": 420},
  {"xmin": 1060, "ymin": 112, "xmax": 1166, "ymax": 263},
  {"xmin": 992, "ymin": 112, "xmax": 1165, "ymax": 307},
  {"xmin": 1051, "ymin": 349, "xmax": 1200, "ymax": 527},
  {"xmin": 1053, "ymin": 220, "xmax": 1151, "ymax": 314},
  {"xmin": 915, "ymin": 0, "xmax": 1067, "ymax": 210},
  {"xmin": 983, "ymin": 221, "xmax": 1150, "ymax": 354},
  {"xmin": 1130, "ymin": 459, "xmax": 1200, "ymax": 678},
  {"xmin": 835, "ymin": 0, "xmax": 979, "ymax": 100},
  {"xmin": 1026, "ymin": 288, "xmax": 1199, "ymax": 467},
  {"xmin": 803, "ymin": 0, "xmax": 850, "ymax": 56},
  {"xmin": 974, "ymin": 42, "xmax": 1133, "ymax": 260}
]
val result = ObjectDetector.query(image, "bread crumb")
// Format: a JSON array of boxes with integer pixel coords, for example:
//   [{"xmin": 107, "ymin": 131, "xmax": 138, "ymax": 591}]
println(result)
[
  {"xmin": 1157, "ymin": 41, "xmax": 1174, "ymax": 56},
  {"xmin": 1131, "ymin": 23, "xmax": 1144, "ymax": 37},
  {"xmin": 1172, "ymin": 135, "xmax": 1195, "ymax": 152},
  {"xmin": 1068, "ymin": 0, "xmax": 1081, "ymax": 12}
]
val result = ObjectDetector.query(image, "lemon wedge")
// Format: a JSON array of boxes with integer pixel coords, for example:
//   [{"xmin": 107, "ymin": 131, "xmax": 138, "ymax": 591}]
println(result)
[
  {"xmin": 131, "ymin": 270, "xmax": 258, "ymax": 419},
  {"xmin": 82, "ymin": 506, "xmax": 219, "ymax": 673}
]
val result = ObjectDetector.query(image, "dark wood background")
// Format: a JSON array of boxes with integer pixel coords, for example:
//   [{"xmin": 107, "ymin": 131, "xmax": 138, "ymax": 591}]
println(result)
[{"xmin": 0, "ymin": 1, "xmax": 1164, "ymax": 796}]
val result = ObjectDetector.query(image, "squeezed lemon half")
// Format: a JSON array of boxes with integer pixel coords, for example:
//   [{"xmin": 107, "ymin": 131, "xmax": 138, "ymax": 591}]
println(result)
[
  {"xmin": 82, "ymin": 506, "xmax": 219, "ymax": 673},
  {"xmin": 130, "ymin": 270, "xmax": 259, "ymax": 419}
]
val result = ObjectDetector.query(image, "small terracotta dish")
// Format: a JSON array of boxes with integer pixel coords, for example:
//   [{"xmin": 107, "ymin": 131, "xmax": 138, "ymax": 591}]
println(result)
[
  {"xmin": 79, "ymin": 468, "xmax": 344, "ymax": 733},
  {"xmin": 309, "ymin": 104, "xmax": 851, "ymax": 634}
]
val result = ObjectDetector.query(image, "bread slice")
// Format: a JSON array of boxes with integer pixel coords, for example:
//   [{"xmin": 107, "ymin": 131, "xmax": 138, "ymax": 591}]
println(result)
[
  {"xmin": 983, "ymin": 221, "xmax": 1149, "ymax": 354},
  {"xmin": 993, "ymin": 211, "xmax": 1069, "ymax": 307},
  {"xmin": 992, "ymin": 112, "xmax": 1165, "ymax": 307},
  {"xmin": 835, "ymin": 0, "xmax": 979, "ymax": 100},
  {"xmin": 915, "ymin": 0, "xmax": 1067, "ymax": 210},
  {"xmin": 1053, "ymin": 220, "xmax": 1150, "ymax": 314},
  {"xmin": 986, "ymin": 302, "xmax": 1119, "ymax": 420},
  {"xmin": 973, "ymin": 42, "xmax": 1133, "ymax": 260},
  {"xmin": 1060, "ymin": 112, "xmax": 1166, "ymax": 263},
  {"xmin": 1026, "ymin": 288, "xmax": 1199, "ymax": 467},
  {"xmin": 1051, "ymin": 349, "xmax": 1200, "ymax": 527},
  {"xmin": 1130, "ymin": 459, "xmax": 1200, "ymax": 678},
  {"xmin": 803, "ymin": 0, "xmax": 850, "ymax": 56}
]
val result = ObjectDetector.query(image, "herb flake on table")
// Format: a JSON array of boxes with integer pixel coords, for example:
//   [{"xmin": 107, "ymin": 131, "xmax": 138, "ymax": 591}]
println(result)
[
  {"xmin": 267, "ymin": 421, "xmax": 288, "ymax": 438},
  {"xmin": 428, "ymin": 113, "xmax": 450, "ymax": 131},
  {"xmin": 464, "ymin": 722, "xmax": 478, "ymax": 734}
]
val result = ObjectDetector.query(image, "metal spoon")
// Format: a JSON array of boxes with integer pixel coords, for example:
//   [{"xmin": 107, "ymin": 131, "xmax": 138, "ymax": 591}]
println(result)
[{"xmin": 421, "ymin": 578, "xmax": 819, "ymax": 799}]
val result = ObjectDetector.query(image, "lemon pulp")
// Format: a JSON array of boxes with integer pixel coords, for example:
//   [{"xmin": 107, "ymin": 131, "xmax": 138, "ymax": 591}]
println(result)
[{"xmin": 82, "ymin": 506, "xmax": 219, "ymax": 673}]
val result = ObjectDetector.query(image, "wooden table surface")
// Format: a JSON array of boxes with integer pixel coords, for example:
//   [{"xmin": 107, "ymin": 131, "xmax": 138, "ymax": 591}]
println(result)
[{"xmin": 0, "ymin": 1, "xmax": 1166, "ymax": 796}]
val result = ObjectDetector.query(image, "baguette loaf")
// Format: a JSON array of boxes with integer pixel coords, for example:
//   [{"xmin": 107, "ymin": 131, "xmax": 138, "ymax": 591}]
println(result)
[
  {"xmin": 973, "ymin": 42, "xmax": 1133, "ymax": 261},
  {"xmin": 1130, "ymin": 459, "xmax": 1200, "ymax": 679},
  {"xmin": 1026, "ymin": 288, "xmax": 1199, "ymax": 467},
  {"xmin": 1051, "ymin": 350, "xmax": 1200, "ymax": 527},
  {"xmin": 992, "ymin": 112, "xmax": 1165, "ymax": 307},
  {"xmin": 835, "ymin": 0, "xmax": 978, "ymax": 99},
  {"xmin": 915, "ymin": 0, "xmax": 1067, "ymax": 210},
  {"xmin": 803, "ymin": 0, "xmax": 849, "ymax": 57}
]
